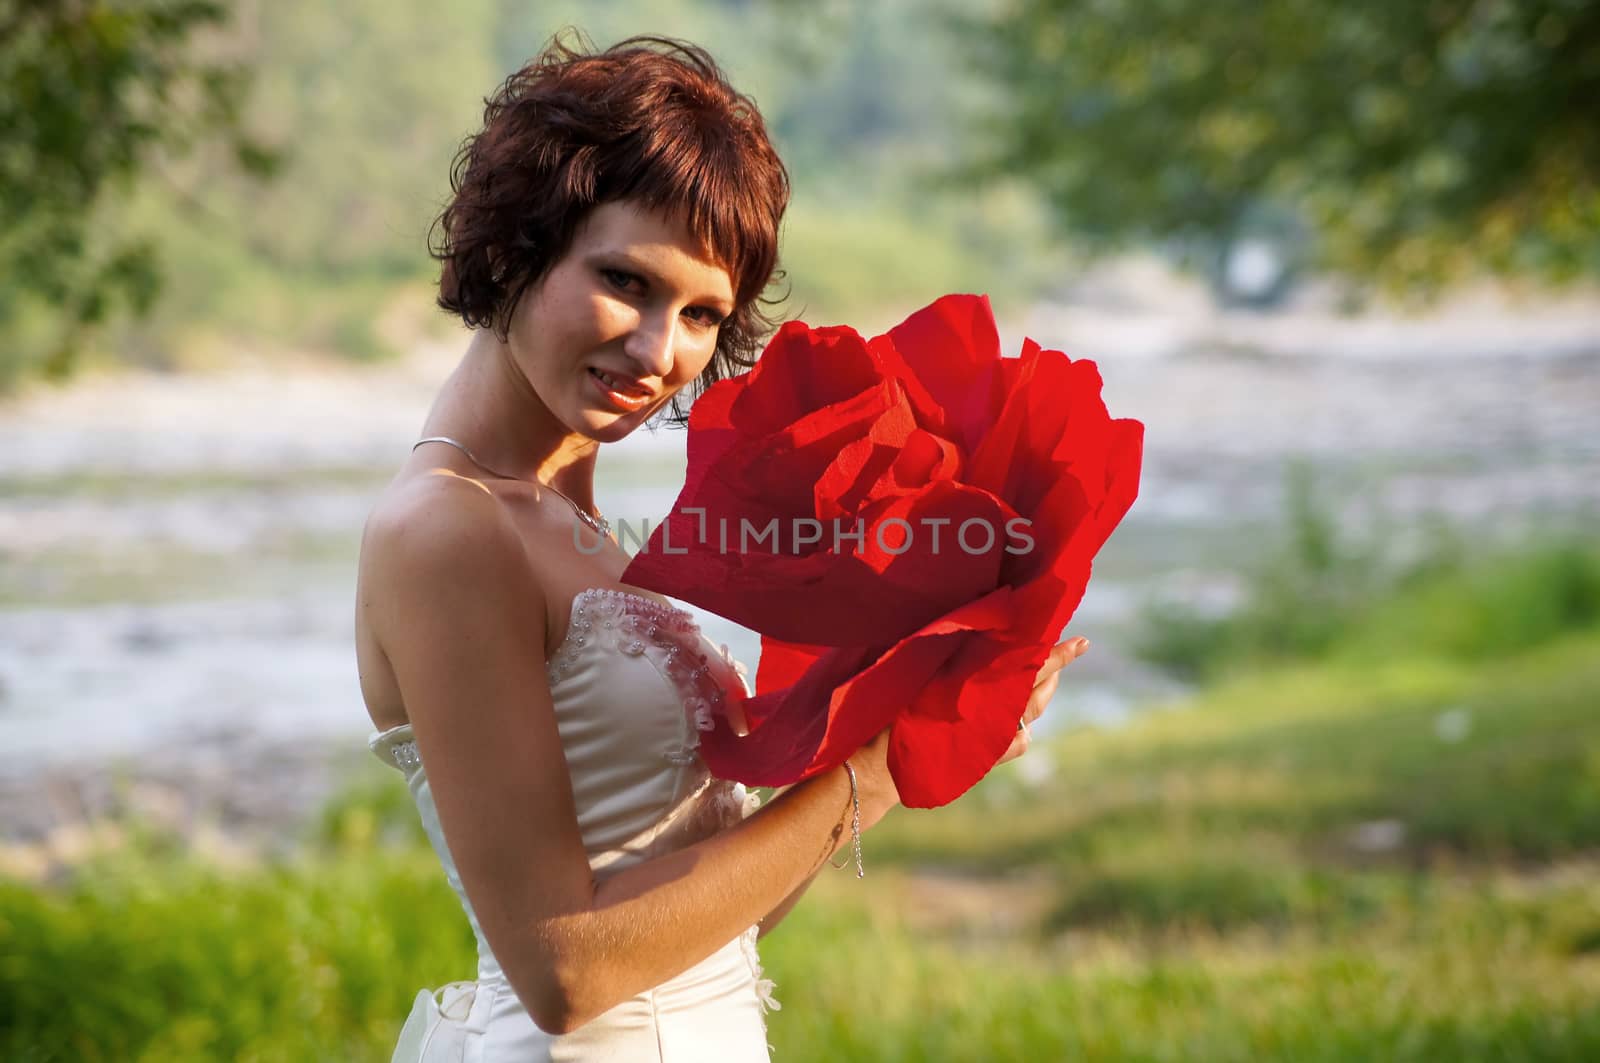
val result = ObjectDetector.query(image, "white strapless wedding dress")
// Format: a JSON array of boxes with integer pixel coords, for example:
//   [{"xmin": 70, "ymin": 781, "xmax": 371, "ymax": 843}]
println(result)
[{"xmin": 368, "ymin": 588, "xmax": 777, "ymax": 1062}]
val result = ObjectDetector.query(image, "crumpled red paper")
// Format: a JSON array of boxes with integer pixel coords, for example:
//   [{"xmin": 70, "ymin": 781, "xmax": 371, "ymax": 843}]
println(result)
[{"xmin": 623, "ymin": 293, "xmax": 1143, "ymax": 807}]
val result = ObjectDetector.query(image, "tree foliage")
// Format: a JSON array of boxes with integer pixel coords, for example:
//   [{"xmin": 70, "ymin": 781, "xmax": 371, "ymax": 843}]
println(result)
[
  {"xmin": 180, "ymin": 0, "xmax": 496, "ymax": 275},
  {"xmin": 1, "ymin": 1, "xmax": 1068, "ymax": 383},
  {"xmin": 967, "ymin": 0, "xmax": 1600, "ymax": 290},
  {"xmin": 0, "ymin": 0, "xmax": 273, "ymax": 382},
  {"xmin": 99, "ymin": 1, "xmax": 1060, "ymax": 362}
]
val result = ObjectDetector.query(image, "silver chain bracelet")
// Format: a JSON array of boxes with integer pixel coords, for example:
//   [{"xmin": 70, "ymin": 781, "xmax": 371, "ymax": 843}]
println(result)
[{"xmin": 829, "ymin": 759, "xmax": 865, "ymax": 878}]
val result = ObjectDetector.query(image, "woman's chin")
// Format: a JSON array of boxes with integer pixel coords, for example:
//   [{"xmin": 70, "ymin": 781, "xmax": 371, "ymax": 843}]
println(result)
[{"xmin": 571, "ymin": 406, "xmax": 648, "ymax": 444}]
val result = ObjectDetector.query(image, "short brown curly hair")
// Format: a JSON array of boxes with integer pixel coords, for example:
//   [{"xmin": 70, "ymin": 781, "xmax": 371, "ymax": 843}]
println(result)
[{"xmin": 430, "ymin": 33, "xmax": 791, "ymax": 424}]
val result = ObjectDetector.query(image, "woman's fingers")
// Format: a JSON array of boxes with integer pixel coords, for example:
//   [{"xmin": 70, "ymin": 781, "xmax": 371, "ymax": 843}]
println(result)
[
  {"xmin": 1023, "ymin": 672, "xmax": 1059, "ymax": 724},
  {"xmin": 1005, "ymin": 636, "xmax": 1091, "ymax": 763},
  {"xmin": 996, "ymin": 720, "xmax": 1031, "ymax": 765},
  {"xmin": 1034, "ymin": 636, "xmax": 1089, "ymax": 684}
]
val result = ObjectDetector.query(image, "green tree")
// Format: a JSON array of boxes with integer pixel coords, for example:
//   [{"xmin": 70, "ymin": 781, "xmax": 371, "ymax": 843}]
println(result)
[
  {"xmin": 0, "ymin": 0, "xmax": 274, "ymax": 384},
  {"xmin": 967, "ymin": 0, "xmax": 1600, "ymax": 291},
  {"xmin": 112, "ymin": 0, "xmax": 501, "ymax": 362}
]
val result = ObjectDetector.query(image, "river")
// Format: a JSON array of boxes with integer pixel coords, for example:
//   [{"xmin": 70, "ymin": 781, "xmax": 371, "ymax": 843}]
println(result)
[{"xmin": 3, "ymin": 280, "xmax": 1596, "ymax": 862}]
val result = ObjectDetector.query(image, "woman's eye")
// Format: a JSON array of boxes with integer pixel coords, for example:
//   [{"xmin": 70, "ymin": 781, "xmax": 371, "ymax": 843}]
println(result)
[
  {"xmin": 685, "ymin": 307, "xmax": 726, "ymax": 328},
  {"xmin": 602, "ymin": 268, "xmax": 639, "ymax": 291}
]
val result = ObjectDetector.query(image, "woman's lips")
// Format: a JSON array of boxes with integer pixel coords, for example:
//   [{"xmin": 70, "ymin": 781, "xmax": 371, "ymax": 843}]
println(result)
[{"xmin": 588, "ymin": 367, "xmax": 654, "ymax": 411}]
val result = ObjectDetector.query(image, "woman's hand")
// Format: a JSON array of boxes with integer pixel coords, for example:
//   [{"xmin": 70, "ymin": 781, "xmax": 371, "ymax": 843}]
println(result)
[
  {"xmin": 842, "ymin": 726, "xmax": 902, "ymax": 830},
  {"xmin": 995, "ymin": 636, "xmax": 1089, "ymax": 766}
]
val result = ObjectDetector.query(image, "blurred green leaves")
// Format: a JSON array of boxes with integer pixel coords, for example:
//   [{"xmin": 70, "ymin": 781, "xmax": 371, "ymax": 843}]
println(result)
[
  {"xmin": 965, "ymin": 0, "xmax": 1600, "ymax": 291},
  {"xmin": 12, "ymin": 0, "xmax": 1598, "ymax": 389},
  {"xmin": 0, "ymin": 0, "xmax": 277, "ymax": 384}
]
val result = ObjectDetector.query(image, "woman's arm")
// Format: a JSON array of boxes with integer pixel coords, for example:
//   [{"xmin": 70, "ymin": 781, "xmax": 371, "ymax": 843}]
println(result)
[
  {"xmin": 751, "ymin": 781, "xmax": 823, "ymax": 940},
  {"xmin": 756, "ymin": 865, "xmax": 821, "ymax": 940},
  {"xmin": 362, "ymin": 476, "xmax": 898, "ymax": 1034}
]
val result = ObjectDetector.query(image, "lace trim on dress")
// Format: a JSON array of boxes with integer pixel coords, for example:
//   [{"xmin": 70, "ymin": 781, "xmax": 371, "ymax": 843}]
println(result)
[
  {"xmin": 730, "ymin": 789, "xmax": 780, "ymax": 1016},
  {"xmin": 741, "ymin": 924, "xmax": 780, "ymax": 1015},
  {"xmin": 548, "ymin": 588, "xmax": 744, "ymax": 766}
]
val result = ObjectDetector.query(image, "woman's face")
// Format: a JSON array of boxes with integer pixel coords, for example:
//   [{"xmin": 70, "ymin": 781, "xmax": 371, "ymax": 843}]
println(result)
[{"xmin": 506, "ymin": 200, "xmax": 736, "ymax": 443}]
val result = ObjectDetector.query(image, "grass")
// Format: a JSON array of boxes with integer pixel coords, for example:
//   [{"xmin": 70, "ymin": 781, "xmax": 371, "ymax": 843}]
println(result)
[
  {"xmin": 770, "ymin": 632, "xmax": 1600, "ymax": 1060},
  {"xmin": 762, "ymin": 868, "xmax": 1600, "ymax": 1062},
  {"xmin": 0, "ymin": 846, "xmax": 468, "ymax": 1062},
  {"xmin": 3, "ymin": 543, "xmax": 1598, "ymax": 1059},
  {"xmin": 873, "ymin": 635, "xmax": 1600, "ymax": 874}
]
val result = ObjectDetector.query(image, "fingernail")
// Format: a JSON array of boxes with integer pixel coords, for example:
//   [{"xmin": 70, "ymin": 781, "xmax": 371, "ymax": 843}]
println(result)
[{"xmin": 1075, "ymin": 638, "xmax": 1091, "ymax": 652}]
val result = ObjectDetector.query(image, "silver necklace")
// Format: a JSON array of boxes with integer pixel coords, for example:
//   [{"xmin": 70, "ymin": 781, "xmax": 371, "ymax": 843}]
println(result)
[{"xmin": 413, "ymin": 436, "xmax": 611, "ymax": 537}]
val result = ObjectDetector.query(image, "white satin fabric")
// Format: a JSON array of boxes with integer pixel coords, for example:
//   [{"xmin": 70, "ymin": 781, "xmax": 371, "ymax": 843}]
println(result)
[{"xmin": 369, "ymin": 588, "xmax": 775, "ymax": 1062}]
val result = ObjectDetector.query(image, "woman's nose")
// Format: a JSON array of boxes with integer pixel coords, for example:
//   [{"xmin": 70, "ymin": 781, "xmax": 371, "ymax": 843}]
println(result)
[{"xmin": 622, "ymin": 311, "xmax": 677, "ymax": 379}]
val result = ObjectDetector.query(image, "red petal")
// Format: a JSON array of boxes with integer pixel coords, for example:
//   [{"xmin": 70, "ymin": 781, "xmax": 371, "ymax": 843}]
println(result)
[
  {"xmin": 889, "ymin": 638, "xmax": 1041, "ymax": 807},
  {"xmin": 813, "ymin": 394, "xmax": 920, "ymax": 520},
  {"xmin": 881, "ymin": 294, "xmax": 1004, "ymax": 453},
  {"xmin": 698, "ymin": 642, "xmax": 889, "ymax": 785},
  {"xmin": 729, "ymin": 323, "xmax": 881, "ymax": 432},
  {"xmin": 698, "ymin": 586, "xmax": 1024, "ymax": 789}
]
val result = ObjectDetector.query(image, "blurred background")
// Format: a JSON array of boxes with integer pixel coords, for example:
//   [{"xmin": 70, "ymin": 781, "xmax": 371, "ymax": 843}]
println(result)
[{"xmin": 2, "ymin": 1, "xmax": 1597, "ymax": 1059}]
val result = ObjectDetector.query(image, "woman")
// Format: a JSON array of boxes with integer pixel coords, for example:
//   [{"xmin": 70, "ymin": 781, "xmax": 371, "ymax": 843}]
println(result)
[{"xmin": 356, "ymin": 35, "xmax": 1085, "ymax": 1061}]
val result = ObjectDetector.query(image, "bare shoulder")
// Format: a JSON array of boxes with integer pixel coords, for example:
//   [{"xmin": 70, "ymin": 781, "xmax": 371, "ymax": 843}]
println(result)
[
  {"xmin": 359, "ymin": 472, "xmax": 547, "ymax": 637},
  {"xmin": 364, "ymin": 471, "xmax": 519, "ymax": 568},
  {"xmin": 356, "ymin": 470, "xmax": 560, "ymax": 749}
]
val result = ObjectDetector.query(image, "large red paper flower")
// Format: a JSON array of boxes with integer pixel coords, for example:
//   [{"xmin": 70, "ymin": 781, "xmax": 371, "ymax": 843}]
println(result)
[{"xmin": 623, "ymin": 294, "xmax": 1143, "ymax": 807}]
